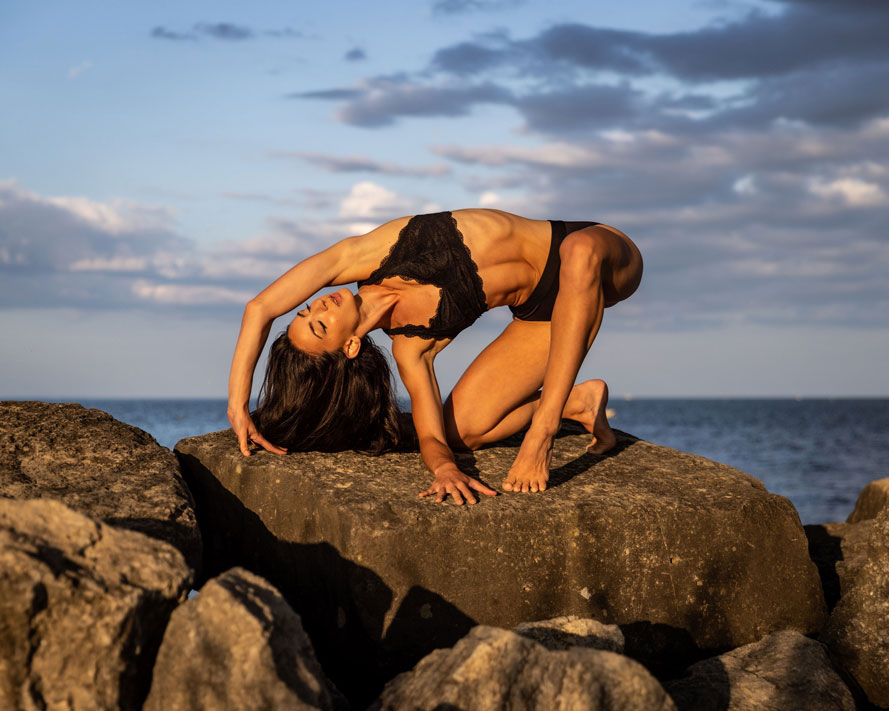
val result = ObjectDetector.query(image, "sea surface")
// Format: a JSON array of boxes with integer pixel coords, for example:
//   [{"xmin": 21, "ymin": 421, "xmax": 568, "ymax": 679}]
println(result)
[{"xmin": 73, "ymin": 397, "xmax": 889, "ymax": 526}]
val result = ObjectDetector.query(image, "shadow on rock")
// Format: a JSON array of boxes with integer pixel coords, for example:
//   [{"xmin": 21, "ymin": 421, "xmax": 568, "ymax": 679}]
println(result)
[{"xmin": 180, "ymin": 452, "xmax": 478, "ymax": 708}]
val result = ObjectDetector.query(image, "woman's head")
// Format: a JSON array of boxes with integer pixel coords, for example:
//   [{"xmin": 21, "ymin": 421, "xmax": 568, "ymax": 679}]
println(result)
[
  {"xmin": 287, "ymin": 287, "xmax": 361, "ymax": 357},
  {"xmin": 253, "ymin": 329, "xmax": 405, "ymax": 454}
]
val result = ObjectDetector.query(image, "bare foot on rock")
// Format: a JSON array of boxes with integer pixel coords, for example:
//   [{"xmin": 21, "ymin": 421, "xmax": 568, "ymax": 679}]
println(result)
[
  {"xmin": 565, "ymin": 379, "xmax": 617, "ymax": 455},
  {"xmin": 502, "ymin": 431, "xmax": 553, "ymax": 493}
]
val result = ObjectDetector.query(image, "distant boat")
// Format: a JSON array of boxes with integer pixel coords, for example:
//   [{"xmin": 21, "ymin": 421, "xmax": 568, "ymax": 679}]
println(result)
[{"xmin": 606, "ymin": 408, "xmax": 616, "ymax": 419}]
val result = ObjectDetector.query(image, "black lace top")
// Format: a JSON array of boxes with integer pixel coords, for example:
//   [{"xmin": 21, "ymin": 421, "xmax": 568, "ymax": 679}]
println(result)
[{"xmin": 357, "ymin": 212, "xmax": 488, "ymax": 340}]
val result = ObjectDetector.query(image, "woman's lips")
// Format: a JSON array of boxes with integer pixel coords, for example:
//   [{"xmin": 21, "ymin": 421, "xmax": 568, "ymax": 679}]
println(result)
[{"xmin": 330, "ymin": 292, "xmax": 341, "ymax": 306}]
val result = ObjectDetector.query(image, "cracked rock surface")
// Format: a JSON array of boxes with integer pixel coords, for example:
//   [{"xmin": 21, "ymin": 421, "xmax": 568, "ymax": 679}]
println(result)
[
  {"xmin": 144, "ymin": 567, "xmax": 346, "ymax": 711},
  {"xmin": 373, "ymin": 625, "xmax": 676, "ymax": 711},
  {"xmin": 664, "ymin": 630, "xmax": 855, "ymax": 711},
  {"xmin": 0, "ymin": 401, "xmax": 201, "ymax": 571},
  {"xmin": 0, "ymin": 498, "xmax": 191, "ymax": 711}
]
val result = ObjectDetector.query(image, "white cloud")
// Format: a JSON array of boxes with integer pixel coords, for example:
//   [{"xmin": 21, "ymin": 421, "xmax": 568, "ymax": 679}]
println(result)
[
  {"xmin": 478, "ymin": 191, "xmax": 500, "ymax": 207},
  {"xmin": 339, "ymin": 181, "xmax": 412, "ymax": 219},
  {"xmin": 69, "ymin": 256, "xmax": 148, "ymax": 272},
  {"xmin": 68, "ymin": 60, "xmax": 92, "ymax": 79},
  {"xmin": 808, "ymin": 177, "xmax": 887, "ymax": 207},
  {"xmin": 132, "ymin": 281, "xmax": 253, "ymax": 306}
]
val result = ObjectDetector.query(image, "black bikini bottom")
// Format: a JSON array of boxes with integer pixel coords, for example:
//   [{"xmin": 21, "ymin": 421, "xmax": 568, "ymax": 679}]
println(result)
[{"xmin": 509, "ymin": 220, "xmax": 600, "ymax": 322}]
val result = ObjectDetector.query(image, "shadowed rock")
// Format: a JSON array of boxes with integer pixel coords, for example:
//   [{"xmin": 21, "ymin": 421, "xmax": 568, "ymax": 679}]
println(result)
[
  {"xmin": 847, "ymin": 477, "xmax": 889, "ymax": 523},
  {"xmin": 373, "ymin": 625, "xmax": 676, "ymax": 711},
  {"xmin": 514, "ymin": 615, "xmax": 625, "ymax": 653},
  {"xmin": 0, "ymin": 401, "xmax": 201, "ymax": 571},
  {"xmin": 0, "ymin": 498, "xmax": 191, "ymax": 711},
  {"xmin": 664, "ymin": 630, "xmax": 855, "ymax": 711},
  {"xmin": 175, "ymin": 424, "xmax": 826, "ymax": 703},
  {"xmin": 822, "ymin": 506, "xmax": 889, "ymax": 708},
  {"xmin": 805, "ymin": 520, "xmax": 874, "ymax": 611},
  {"xmin": 144, "ymin": 567, "xmax": 346, "ymax": 711}
]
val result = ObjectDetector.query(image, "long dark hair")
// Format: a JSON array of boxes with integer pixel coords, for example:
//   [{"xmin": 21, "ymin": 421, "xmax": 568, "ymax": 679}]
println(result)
[{"xmin": 253, "ymin": 331, "xmax": 408, "ymax": 454}]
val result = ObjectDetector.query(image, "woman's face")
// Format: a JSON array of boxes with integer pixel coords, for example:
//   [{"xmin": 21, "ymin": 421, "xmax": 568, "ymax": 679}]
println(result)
[{"xmin": 287, "ymin": 287, "xmax": 360, "ymax": 354}]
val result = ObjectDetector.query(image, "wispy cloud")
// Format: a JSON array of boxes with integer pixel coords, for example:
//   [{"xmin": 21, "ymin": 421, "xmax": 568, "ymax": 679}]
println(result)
[
  {"xmin": 431, "ymin": 0, "xmax": 526, "ymax": 15},
  {"xmin": 269, "ymin": 151, "xmax": 450, "ymax": 177},
  {"xmin": 151, "ymin": 22, "xmax": 304, "ymax": 42},
  {"xmin": 67, "ymin": 60, "xmax": 92, "ymax": 79}
]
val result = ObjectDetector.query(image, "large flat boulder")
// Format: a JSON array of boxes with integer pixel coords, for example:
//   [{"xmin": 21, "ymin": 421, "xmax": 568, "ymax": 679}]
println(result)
[
  {"xmin": 144, "ymin": 567, "xmax": 345, "ymax": 711},
  {"xmin": 0, "ymin": 401, "xmax": 201, "ymax": 571},
  {"xmin": 373, "ymin": 625, "xmax": 676, "ymax": 711},
  {"xmin": 0, "ymin": 498, "xmax": 191, "ymax": 711},
  {"xmin": 822, "ymin": 507, "xmax": 889, "ymax": 708},
  {"xmin": 664, "ymin": 630, "xmax": 855, "ymax": 711},
  {"xmin": 175, "ymin": 425, "xmax": 826, "ymax": 703}
]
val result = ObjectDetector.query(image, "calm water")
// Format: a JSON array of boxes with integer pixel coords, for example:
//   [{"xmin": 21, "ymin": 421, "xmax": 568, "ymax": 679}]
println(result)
[{"xmin": 74, "ymin": 397, "xmax": 889, "ymax": 525}]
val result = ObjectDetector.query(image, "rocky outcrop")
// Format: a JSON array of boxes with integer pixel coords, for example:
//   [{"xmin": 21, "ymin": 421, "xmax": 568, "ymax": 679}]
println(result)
[
  {"xmin": 176, "ymin": 424, "xmax": 826, "ymax": 701},
  {"xmin": 373, "ymin": 625, "xmax": 676, "ymax": 711},
  {"xmin": 144, "ymin": 567, "xmax": 346, "ymax": 711},
  {"xmin": 822, "ymin": 506, "xmax": 889, "ymax": 708},
  {"xmin": 0, "ymin": 498, "xmax": 191, "ymax": 711},
  {"xmin": 514, "ymin": 615, "xmax": 625, "ymax": 653},
  {"xmin": 805, "ymin": 520, "xmax": 874, "ymax": 610},
  {"xmin": 0, "ymin": 401, "xmax": 201, "ymax": 571},
  {"xmin": 847, "ymin": 477, "xmax": 889, "ymax": 523},
  {"xmin": 664, "ymin": 630, "xmax": 855, "ymax": 711}
]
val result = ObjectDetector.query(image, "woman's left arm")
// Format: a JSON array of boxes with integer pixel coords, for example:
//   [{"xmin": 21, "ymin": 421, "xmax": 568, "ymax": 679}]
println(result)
[{"xmin": 394, "ymin": 339, "xmax": 497, "ymax": 505}]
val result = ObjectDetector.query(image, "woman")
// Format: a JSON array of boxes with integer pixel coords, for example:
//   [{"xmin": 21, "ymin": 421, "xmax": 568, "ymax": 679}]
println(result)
[{"xmin": 227, "ymin": 209, "xmax": 643, "ymax": 504}]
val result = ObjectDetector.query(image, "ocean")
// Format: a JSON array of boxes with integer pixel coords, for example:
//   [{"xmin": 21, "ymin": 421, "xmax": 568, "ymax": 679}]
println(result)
[{"xmin": 73, "ymin": 397, "xmax": 889, "ymax": 526}]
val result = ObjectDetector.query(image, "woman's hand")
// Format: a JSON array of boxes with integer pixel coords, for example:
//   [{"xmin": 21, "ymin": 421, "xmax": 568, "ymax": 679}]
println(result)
[
  {"xmin": 227, "ymin": 406, "xmax": 287, "ymax": 457},
  {"xmin": 419, "ymin": 465, "xmax": 497, "ymax": 505}
]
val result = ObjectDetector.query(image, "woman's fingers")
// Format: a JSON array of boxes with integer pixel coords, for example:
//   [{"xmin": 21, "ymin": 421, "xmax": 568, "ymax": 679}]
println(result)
[
  {"xmin": 470, "ymin": 479, "xmax": 498, "ymax": 497},
  {"xmin": 250, "ymin": 431, "xmax": 287, "ymax": 455}
]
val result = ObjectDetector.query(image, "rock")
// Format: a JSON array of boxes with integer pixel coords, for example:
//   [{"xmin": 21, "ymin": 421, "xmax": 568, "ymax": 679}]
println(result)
[
  {"xmin": 514, "ymin": 615, "xmax": 625, "ymax": 653},
  {"xmin": 664, "ymin": 630, "xmax": 855, "ymax": 711},
  {"xmin": 822, "ymin": 506, "xmax": 889, "ymax": 708},
  {"xmin": 805, "ymin": 520, "xmax": 873, "ymax": 610},
  {"xmin": 175, "ymin": 425, "xmax": 826, "ymax": 703},
  {"xmin": 0, "ymin": 498, "xmax": 191, "ymax": 711},
  {"xmin": 373, "ymin": 625, "xmax": 676, "ymax": 711},
  {"xmin": 0, "ymin": 401, "xmax": 201, "ymax": 571},
  {"xmin": 144, "ymin": 567, "xmax": 346, "ymax": 711},
  {"xmin": 847, "ymin": 477, "xmax": 889, "ymax": 523}
]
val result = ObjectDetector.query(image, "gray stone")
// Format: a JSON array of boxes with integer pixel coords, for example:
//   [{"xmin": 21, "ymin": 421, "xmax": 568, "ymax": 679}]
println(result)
[
  {"xmin": 514, "ymin": 615, "xmax": 625, "ymax": 653},
  {"xmin": 0, "ymin": 401, "xmax": 201, "ymax": 571},
  {"xmin": 664, "ymin": 630, "xmax": 855, "ymax": 711},
  {"xmin": 144, "ymin": 567, "xmax": 345, "ymax": 711},
  {"xmin": 175, "ymin": 425, "xmax": 826, "ymax": 702},
  {"xmin": 805, "ymin": 520, "xmax": 873, "ymax": 610},
  {"xmin": 847, "ymin": 477, "xmax": 889, "ymax": 523},
  {"xmin": 822, "ymin": 506, "xmax": 889, "ymax": 708},
  {"xmin": 0, "ymin": 498, "xmax": 191, "ymax": 711},
  {"xmin": 374, "ymin": 625, "xmax": 676, "ymax": 711}
]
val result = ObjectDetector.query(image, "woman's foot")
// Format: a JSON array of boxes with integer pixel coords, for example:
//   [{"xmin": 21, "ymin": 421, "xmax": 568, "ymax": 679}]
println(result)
[
  {"xmin": 502, "ymin": 430, "xmax": 553, "ymax": 492},
  {"xmin": 564, "ymin": 379, "xmax": 617, "ymax": 454}
]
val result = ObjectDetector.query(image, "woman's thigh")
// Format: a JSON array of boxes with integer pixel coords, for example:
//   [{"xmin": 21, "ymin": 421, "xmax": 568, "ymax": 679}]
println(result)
[{"xmin": 444, "ymin": 318, "xmax": 551, "ymax": 440}]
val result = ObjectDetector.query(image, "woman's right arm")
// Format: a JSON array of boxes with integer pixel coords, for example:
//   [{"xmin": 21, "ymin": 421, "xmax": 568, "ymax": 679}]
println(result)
[{"xmin": 227, "ymin": 241, "xmax": 359, "ymax": 455}]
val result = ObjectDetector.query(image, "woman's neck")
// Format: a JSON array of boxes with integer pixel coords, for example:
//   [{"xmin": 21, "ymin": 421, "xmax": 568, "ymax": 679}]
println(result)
[{"xmin": 355, "ymin": 285, "xmax": 399, "ymax": 336}]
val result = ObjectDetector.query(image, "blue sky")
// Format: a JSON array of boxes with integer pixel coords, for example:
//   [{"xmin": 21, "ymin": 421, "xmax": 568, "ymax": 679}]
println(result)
[{"xmin": 1, "ymin": 0, "xmax": 887, "ymax": 398}]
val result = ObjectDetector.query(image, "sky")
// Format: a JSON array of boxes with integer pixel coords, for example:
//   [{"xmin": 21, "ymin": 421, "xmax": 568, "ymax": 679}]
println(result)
[{"xmin": 1, "ymin": 0, "xmax": 887, "ymax": 399}]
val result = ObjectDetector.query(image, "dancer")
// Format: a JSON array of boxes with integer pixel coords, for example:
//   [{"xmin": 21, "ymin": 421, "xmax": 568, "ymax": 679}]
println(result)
[{"xmin": 228, "ymin": 209, "xmax": 642, "ymax": 504}]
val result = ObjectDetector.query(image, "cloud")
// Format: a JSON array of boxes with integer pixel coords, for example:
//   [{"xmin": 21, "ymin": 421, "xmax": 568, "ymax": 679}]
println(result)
[
  {"xmin": 297, "ymin": 1, "xmax": 889, "ymax": 133},
  {"xmin": 339, "ymin": 181, "xmax": 413, "ymax": 219},
  {"xmin": 344, "ymin": 47, "xmax": 367, "ymax": 62},
  {"xmin": 67, "ymin": 60, "xmax": 92, "ymax": 79},
  {"xmin": 269, "ymin": 151, "xmax": 450, "ymax": 177},
  {"xmin": 431, "ymin": 0, "xmax": 525, "ymax": 14},
  {"xmin": 151, "ymin": 23, "xmax": 303, "ymax": 42}
]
